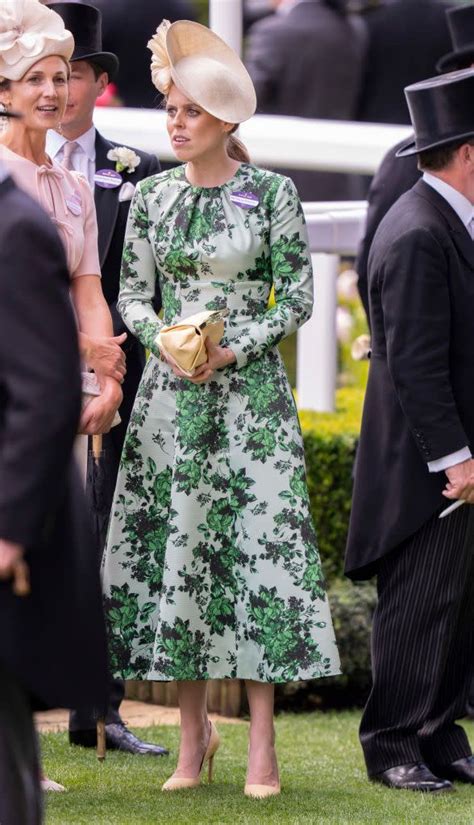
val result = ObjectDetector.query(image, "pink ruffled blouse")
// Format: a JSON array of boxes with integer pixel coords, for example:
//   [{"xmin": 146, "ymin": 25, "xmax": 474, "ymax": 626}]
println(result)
[{"xmin": 0, "ymin": 143, "xmax": 100, "ymax": 279}]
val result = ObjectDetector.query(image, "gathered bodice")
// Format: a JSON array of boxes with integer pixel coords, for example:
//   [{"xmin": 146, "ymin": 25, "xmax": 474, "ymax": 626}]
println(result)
[{"xmin": 119, "ymin": 164, "xmax": 313, "ymax": 369}]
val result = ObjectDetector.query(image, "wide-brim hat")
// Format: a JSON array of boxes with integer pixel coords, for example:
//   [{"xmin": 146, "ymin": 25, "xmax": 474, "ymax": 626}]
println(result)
[
  {"xmin": 47, "ymin": 2, "xmax": 118, "ymax": 81},
  {"xmin": 396, "ymin": 68, "xmax": 474, "ymax": 157},
  {"xmin": 0, "ymin": 0, "xmax": 74, "ymax": 82},
  {"xmin": 148, "ymin": 20, "xmax": 256, "ymax": 124},
  {"xmin": 437, "ymin": 4, "xmax": 474, "ymax": 74}
]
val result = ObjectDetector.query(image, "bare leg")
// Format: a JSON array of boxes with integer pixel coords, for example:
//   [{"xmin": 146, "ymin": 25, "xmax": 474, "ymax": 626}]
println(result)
[
  {"xmin": 245, "ymin": 681, "xmax": 279, "ymax": 787},
  {"xmin": 171, "ymin": 681, "xmax": 209, "ymax": 779}
]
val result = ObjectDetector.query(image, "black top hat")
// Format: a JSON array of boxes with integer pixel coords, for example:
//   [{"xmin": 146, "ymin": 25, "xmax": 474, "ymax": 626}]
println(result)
[
  {"xmin": 396, "ymin": 68, "xmax": 474, "ymax": 157},
  {"xmin": 47, "ymin": 2, "xmax": 119, "ymax": 81},
  {"xmin": 437, "ymin": 4, "xmax": 474, "ymax": 74}
]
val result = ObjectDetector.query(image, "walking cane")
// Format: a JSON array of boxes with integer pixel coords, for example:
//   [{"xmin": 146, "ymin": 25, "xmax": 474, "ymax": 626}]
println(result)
[
  {"xmin": 92, "ymin": 433, "xmax": 107, "ymax": 762},
  {"xmin": 11, "ymin": 558, "xmax": 31, "ymax": 597}
]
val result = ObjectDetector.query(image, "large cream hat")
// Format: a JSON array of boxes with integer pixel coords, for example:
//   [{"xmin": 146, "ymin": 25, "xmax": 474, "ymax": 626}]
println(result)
[
  {"xmin": 148, "ymin": 20, "xmax": 256, "ymax": 124},
  {"xmin": 0, "ymin": 0, "xmax": 74, "ymax": 82}
]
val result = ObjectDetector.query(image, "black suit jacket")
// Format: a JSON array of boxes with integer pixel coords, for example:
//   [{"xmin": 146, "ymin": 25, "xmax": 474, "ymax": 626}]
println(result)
[
  {"xmin": 245, "ymin": 0, "xmax": 368, "ymax": 200},
  {"xmin": 356, "ymin": 138, "xmax": 420, "ymax": 321},
  {"xmin": 94, "ymin": 131, "xmax": 161, "ymax": 439},
  {"xmin": 357, "ymin": 0, "xmax": 451, "ymax": 124},
  {"xmin": 0, "ymin": 176, "xmax": 108, "ymax": 708},
  {"xmin": 345, "ymin": 180, "xmax": 474, "ymax": 580}
]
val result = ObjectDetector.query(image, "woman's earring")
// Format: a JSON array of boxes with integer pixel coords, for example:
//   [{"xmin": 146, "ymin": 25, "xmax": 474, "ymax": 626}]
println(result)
[{"xmin": 0, "ymin": 103, "xmax": 9, "ymax": 132}]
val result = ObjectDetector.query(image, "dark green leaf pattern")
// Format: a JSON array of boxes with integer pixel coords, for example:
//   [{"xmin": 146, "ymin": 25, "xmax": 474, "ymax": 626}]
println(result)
[{"xmin": 103, "ymin": 163, "xmax": 340, "ymax": 682}]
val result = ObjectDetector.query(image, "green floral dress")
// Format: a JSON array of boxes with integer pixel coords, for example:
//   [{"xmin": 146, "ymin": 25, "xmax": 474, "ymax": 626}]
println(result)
[{"xmin": 102, "ymin": 163, "xmax": 340, "ymax": 683}]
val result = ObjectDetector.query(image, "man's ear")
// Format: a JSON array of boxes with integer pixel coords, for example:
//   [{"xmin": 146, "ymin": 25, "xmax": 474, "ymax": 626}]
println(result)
[{"xmin": 97, "ymin": 72, "xmax": 109, "ymax": 98}]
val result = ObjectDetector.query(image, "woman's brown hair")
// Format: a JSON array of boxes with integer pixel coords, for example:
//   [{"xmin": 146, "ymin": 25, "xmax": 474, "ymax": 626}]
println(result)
[{"xmin": 227, "ymin": 126, "xmax": 250, "ymax": 163}]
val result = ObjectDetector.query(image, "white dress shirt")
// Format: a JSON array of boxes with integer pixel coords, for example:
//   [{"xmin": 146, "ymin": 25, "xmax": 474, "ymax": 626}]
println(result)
[
  {"xmin": 423, "ymin": 172, "xmax": 474, "ymax": 472},
  {"xmin": 46, "ymin": 125, "xmax": 96, "ymax": 189}
]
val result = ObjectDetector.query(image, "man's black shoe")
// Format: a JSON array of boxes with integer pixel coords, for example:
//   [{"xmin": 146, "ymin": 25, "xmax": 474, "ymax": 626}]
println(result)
[
  {"xmin": 69, "ymin": 723, "xmax": 169, "ymax": 756},
  {"xmin": 430, "ymin": 756, "xmax": 474, "ymax": 785},
  {"xmin": 371, "ymin": 762, "xmax": 454, "ymax": 792}
]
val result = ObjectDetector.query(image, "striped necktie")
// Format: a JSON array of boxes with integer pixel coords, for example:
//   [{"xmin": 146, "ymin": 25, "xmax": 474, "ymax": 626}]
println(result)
[{"xmin": 62, "ymin": 140, "xmax": 78, "ymax": 171}]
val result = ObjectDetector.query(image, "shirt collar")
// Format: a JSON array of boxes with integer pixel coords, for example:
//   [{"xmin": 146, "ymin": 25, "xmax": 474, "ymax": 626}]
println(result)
[
  {"xmin": 46, "ymin": 124, "xmax": 96, "ymax": 162},
  {"xmin": 423, "ymin": 172, "xmax": 474, "ymax": 229}
]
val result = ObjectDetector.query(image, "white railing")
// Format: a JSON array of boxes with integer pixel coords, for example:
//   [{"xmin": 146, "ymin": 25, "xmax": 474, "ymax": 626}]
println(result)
[
  {"xmin": 94, "ymin": 107, "xmax": 410, "ymax": 175},
  {"xmin": 94, "ymin": 108, "xmax": 409, "ymax": 411},
  {"xmin": 301, "ymin": 204, "xmax": 368, "ymax": 411}
]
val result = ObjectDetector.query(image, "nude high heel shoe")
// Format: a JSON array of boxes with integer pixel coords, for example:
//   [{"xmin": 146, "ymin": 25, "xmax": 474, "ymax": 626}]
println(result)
[
  {"xmin": 162, "ymin": 722, "xmax": 220, "ymax": 791},
  {"xmin": 244, "ymin": 782, "xmax": 281, "ymax": 799}
]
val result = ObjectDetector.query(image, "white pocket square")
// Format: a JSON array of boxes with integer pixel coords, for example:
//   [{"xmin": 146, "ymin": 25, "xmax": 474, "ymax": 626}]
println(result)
[{"xmin": 118, "ymin": 182, "xmax": 136, "ymax": 202}]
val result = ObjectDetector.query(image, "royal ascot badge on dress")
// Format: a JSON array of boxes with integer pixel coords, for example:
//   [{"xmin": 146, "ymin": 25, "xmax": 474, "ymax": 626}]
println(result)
[
  {"xmin": 66, "ymin": 189, "xmax": 82, "ymax": 216},
  {"xmin": 94, "ymin": 169, "xmax": 123, "ymax": 189},
  {"xmin": 230, "ymin": 191, "xmax": 259, "ymax": 209}
]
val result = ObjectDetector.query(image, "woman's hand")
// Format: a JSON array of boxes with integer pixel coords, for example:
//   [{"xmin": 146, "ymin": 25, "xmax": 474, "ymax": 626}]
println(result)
[{"xmin": 159, "ymin": 339, "xmax": 236, "ymax": 384}]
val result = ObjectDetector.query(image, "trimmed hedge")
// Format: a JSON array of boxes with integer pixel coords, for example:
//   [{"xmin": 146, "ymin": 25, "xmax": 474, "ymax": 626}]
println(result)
[
  {"xmin": 275, "ymin": 577, "xmax": 376, "ymax": 710},
  {"xmin": 300, "ymin": 388, "xmax": 364, "ymax": 581},
  {"xmin": 271, "ymin": 388, "xmax": 377, "ymax": 709}
]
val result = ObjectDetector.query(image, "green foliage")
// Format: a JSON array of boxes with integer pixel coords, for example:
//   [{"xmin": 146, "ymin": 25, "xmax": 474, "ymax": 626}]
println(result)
[
  {"xmin": 191, "ymin": 0, "xmax": 209, "ymax": 25},
  {"xmin": 338, "ymin": 273, "xmax": 370, "ymax": 390},
  {"xmin": 275, "ymin": 578, "xmax": 376, "ymax": 709},
  {"xmin": 299, "ymin": 387, "xmax": 364, "ymax": 582}
]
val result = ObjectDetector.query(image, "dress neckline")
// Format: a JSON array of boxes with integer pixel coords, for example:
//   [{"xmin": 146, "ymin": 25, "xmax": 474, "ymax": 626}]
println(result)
[
  {"xmin": 180, "ymin": 163, "xmax": 246, "ymax": 192},
  {"xmin": 0, "ymin": 142, "xmax": 56, "ymax": 172}
]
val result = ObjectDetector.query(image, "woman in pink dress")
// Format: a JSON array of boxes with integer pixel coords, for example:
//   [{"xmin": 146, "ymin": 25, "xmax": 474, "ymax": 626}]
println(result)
[{"xmin": 0, "ymin": 0, "xmax": 124, "ymax": 439}]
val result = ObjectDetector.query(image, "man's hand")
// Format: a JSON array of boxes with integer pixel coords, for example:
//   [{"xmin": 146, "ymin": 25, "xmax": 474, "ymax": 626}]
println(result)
[
  {"xmin": 0, "ymin": 539, "xmax": 30, "ymax": 596},
  {"xmin": 443, "ymin": 458, "xmax": 474, "ymax": 504},
  {"xmin": 79, "ymin": 380, "xmax": 123, "ymax": 435},
  {"xmin": 79, "ymin": 332, "xmax": 127, "ymax": 383}
]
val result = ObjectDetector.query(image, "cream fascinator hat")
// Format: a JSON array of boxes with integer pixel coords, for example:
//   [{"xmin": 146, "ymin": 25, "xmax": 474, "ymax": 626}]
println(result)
[
  {"xmin": 0, "ymin": 0, "xmax": 74, "ymax": 82},
  {"xmin": 148, "ymin": 20, "xmax": 256, "ymax": 124}
]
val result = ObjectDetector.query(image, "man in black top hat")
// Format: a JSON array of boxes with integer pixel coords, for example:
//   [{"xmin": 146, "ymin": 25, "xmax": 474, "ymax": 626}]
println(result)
[
  {"xmin": 345, "ymin": 68, "xmax": 474, "ymax": 791},
  {"xmin": 46, "ymin": 1, "xmax": 166, "ymax": 758},
  {"xmin": 357, "ymin": 1, "xmax": 474, "ymax": 322}
]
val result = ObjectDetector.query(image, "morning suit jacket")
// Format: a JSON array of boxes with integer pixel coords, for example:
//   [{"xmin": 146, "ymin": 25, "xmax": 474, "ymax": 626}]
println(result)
[
  {"xmin": 0, "ymin": 176, "xmax": 108, "ymax": 709},
  {"xmin": 357, "ymin": 0, "xmax": 451, "ymax": 124},
  {"xmin": 345, "ymin": 179, "xmax": 474, "ymax": 580},
  {"xmin": 245, "ymin": 0, "xmax": 367, "ymax": 200},
  {"xmin": 94, "ymin": 131, "xmax": 161, "ymax": 445},
  {"xmin": 356, "ymin": 138, "xmax": 420, "ymax": 322}
]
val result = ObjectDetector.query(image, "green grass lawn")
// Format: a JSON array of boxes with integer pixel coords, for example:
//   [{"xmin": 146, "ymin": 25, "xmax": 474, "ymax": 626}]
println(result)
[{"xmin": 42, "ymin": 712, "xmax": 473, "ymax": 824}]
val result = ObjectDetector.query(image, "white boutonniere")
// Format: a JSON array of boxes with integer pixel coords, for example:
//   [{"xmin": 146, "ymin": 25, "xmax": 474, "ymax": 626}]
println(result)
[{"xmin": 107, "ymin": 146, "xmax": 141, "ymax": 174}]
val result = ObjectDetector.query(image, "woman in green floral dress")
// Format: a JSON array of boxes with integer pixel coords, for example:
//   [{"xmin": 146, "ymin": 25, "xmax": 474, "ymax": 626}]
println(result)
[{"xmin": 102, "ymin": 19, "xmax": 340, "ymax": 796}]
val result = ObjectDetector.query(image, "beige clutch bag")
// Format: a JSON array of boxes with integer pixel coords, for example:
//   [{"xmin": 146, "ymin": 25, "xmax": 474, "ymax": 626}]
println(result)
[{"xmin": 156, "ymin": 309, "xmax": 229, "ymax": 376}]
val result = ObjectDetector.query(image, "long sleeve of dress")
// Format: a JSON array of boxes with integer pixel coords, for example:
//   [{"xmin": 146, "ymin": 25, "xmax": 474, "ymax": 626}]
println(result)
[
  {"xmin": 118, "ymin": 182, "xmax": 162, "ymax": 356},
  {"xmin": 228, "ymin": 177, "xmax": 314, "ymax": 369}
]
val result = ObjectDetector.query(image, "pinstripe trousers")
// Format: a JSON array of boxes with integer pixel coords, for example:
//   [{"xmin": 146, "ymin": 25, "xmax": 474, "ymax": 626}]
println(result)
[{"xmin": 360, "ymin": 504, "xmax": 474, "ymax": 776}]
